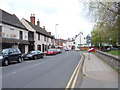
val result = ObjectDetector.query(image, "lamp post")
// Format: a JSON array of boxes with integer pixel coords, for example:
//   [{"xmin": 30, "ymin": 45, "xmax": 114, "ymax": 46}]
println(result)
[
  {"xmin": 55, "ymin": 24, "xmax": 58, "ymax": 48},
  {"xmin": 79, "ymin": 32, "xmax": 83, "ymax": 51},
  {"xmin": 55, "ymin": 24, "xmax": 58, "ymax": 39}
]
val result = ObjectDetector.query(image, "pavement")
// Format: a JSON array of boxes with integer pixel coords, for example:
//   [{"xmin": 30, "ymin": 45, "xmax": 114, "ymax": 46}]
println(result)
[{"xmin": 78, "ymin": 52, "xmax": 119, "ymax": 88}]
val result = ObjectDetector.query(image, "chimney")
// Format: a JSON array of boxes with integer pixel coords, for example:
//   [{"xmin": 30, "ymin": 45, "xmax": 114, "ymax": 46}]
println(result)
[
  {"xmin": 30, "ymin": 14, "xmax": 35, "ymax": 25},
  {"xmin": 48, "ymin": 32, "xmax": 51, "ymax": 35},
  {"xmin": 37, "ymin": 19, "xmax": 40, "ymax": 27},
  {"xmin": 43, "ymin": 26, "xmax": 45, "ymax": 30}
]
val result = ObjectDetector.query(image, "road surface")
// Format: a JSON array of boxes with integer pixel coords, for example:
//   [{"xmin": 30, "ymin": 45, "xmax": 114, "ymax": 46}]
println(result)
[{"xmin": 2, "ymin": 51, "xmax": 81, "ymax": 88}]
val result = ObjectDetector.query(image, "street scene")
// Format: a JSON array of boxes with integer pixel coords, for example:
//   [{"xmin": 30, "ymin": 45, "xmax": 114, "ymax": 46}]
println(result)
[{"xmin": 0, "ymin": 0, "xmax": 120, "ymax": 90}]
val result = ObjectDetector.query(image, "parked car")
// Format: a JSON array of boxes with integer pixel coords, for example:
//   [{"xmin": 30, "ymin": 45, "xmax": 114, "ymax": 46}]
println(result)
[
  {"xmin": 56, "ymin": 49, "xmax": 62, "ymax": 53},
  {"xmin": 111, "ymin": 47, "xmax": 118, "ymax": 50},
  {"xmin": 0, "ymin": 48, "xmax": 22, "ymax": 66},
  {"xmin": 46, "ymin": 49, "xmax": 58, "ymax": 55},
  {"xmin": 75, "ymin": 48, "xmax": 80, "ymax": 51},
  {"xmin": 87, "ymin": 48, "xmax": 95, "ymax": 52},
  {"xmin": 64, "ymin": 48, "xmax": 70, "ymax": 51},
  {"xmin": 22, "ymin": 50, "xmax": 44, "ymax": 60}
]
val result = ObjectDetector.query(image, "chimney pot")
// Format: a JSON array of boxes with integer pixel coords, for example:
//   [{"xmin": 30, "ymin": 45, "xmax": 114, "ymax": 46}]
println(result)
[
  {"xmin": 43, "ymin": 26, "xmax": 45, "ymax": 30},
  {"xmin": 48, "ymin": 32, "xmax": 51, "ymax": 35},
  {"xmin": 30, "ymin": 14, "xmax": 35, "ymax": 25},
  {"xmin": 37, "ymin": 19, "xmax": 40, "ymax": 27}
]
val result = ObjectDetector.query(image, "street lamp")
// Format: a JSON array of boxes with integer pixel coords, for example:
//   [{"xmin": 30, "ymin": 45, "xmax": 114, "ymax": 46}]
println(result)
[
  {"xmin": 55, "ymin": 24, "xmax": 58, "ymax": 48},
  {"xmin": 55, "ymin": 24, "xmax": 59, "ymax": 39},
  {"xmin": 79, "ymin": 32, "xmax": 83, "ymax": 50}
]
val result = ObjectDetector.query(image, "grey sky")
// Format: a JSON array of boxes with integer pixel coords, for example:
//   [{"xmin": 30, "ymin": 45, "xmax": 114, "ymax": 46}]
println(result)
[{"xmin": 0, "ymin": 0, "xmax": 94, "ymax": 39}]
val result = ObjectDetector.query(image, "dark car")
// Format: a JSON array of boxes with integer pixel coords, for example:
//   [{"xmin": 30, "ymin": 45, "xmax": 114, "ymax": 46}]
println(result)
[
  {"xmin": 0, "ymin": 48, "xmax": 22, "ymax": 66},
  {"xmin": 22, "ymin": 50, "xmax": 44, "ymax": 60}
]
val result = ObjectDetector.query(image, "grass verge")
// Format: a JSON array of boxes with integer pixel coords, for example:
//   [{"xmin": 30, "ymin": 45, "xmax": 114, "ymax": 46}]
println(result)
[{"xmin": 108, "ymin": 50, "xmax": 120, "ymax": 56}]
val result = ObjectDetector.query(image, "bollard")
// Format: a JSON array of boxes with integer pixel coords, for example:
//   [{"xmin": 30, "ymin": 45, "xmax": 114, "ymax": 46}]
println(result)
[{"xmin": 88, "ymin": 51, "xmax": 90, "ymax": 60}]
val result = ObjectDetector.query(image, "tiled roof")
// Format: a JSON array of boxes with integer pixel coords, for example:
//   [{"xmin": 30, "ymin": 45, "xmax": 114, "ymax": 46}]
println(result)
[
  {"xmin": 24, "ymin": 19, "xmax": 53, "ymax": 38},
  {"xmin": 0, "ymin": 9, "xmax": 27, "ymax": 30}
]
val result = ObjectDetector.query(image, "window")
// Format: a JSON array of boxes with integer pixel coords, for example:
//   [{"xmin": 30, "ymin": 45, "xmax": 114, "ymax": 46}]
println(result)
[
  {"xmin": 9, "ymin": 49, "xmax": 13, "ymax": 54},
  {"xmin": 37, "ymin": 45, "xmax": 41, "ymax": 51},
  {"xmin": 19, "ymin": 31, "xmax": 23, "ymax": 39},
  {"xmin": 38, "ymin": 34, "xmax": 40, "ymax": 40},
  {"xmin": 10, "ymin": 28, "xmax": 14, "ymax": 30},
  {"xmin": 12, "ymin": 48, "xmax": 17, "ymax": 53},
  {"xmin": 44, "ymin": 36, "xmax": 46, "ymax": 42},
  {"xmin": 47, "ymin": 37, "xmax": 49, "ymax": 42}
]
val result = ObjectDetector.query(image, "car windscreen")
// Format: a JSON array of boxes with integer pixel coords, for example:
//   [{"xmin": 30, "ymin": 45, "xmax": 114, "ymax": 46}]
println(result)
[
  {"xmin": 48, "ymin": 49, "xmax": 54, "ymax": 51},
  {"xmin": 29, "ymin": 51, "xmax": 37, "ymax": 54},
  {"xmin": 1, "ymin": 49, "xmax": 9, "ymax": 54}
]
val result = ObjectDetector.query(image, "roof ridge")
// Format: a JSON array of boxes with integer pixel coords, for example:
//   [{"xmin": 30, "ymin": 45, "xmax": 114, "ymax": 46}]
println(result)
[{"xmin": 1, "ymin": 9, "xmax": 27, "ymax": 30}]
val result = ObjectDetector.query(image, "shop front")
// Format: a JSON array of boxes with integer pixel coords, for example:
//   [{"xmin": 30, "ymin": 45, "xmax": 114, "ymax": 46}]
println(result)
[{"xmin": 0, "ymin": 37, "xmax": 29, "ymax": 53}]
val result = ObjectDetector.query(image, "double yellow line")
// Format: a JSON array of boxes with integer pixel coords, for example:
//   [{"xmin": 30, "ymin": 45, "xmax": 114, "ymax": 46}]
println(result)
[{"xmin": 65, "ymin": 54, "xmax": 84, "ymax": 89}]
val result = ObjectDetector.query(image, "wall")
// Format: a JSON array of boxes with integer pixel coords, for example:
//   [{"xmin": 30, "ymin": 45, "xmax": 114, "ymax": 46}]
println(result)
[
  {"xmin": 95, "ymin": 50, "xmax": 120, "ymax": 71},
  {"xmin": 2, "ymin": 24, "xmax": 28, "ymax": 40},
  {"xmin": 25, "ymin": 45, "xmax": 28, "ymax": 54},
  {"xmin": 75, "ymin": 34, "xmax": 86, "ymax": 48}
]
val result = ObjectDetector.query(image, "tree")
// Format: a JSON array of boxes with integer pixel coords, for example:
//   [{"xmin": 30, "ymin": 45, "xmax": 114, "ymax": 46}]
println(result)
[{"xmin": 81, "ymin": 1, "xmax": 120, "ymax": 47}]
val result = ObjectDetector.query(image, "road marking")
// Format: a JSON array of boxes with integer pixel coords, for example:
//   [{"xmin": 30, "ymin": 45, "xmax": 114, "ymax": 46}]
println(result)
[
  {"xmin": 12, "ymin": 72, "xmax": 16, "ymax": 74},
  {"xmin": 65, "ymin": 53, "xmax": 83, "ymax": 90},
  {"xmin": 71, "ymin": 60, "xmax": 82, "ymax": 88}
]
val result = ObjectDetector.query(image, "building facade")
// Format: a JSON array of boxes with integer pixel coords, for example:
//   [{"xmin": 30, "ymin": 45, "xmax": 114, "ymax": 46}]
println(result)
[
  {"xmin": 21, "ymin": 15, "xmax": 55, "ymax": 52},
  {"xmin": 0, "ymin": 9, "xmax": 29, "ymax": 53},
  {"xmin": 74, "ymin": 33, "xmax": 86, "ymax": 48}
]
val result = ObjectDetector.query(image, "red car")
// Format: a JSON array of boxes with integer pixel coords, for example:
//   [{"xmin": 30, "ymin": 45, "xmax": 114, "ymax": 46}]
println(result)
[
  {"xmin": 87, "ymin": 48, "xmax": 95, "ymax": 52},
  {"xmin": 46, "ymin": 49, "xmax": 58, "ymax": 55}
]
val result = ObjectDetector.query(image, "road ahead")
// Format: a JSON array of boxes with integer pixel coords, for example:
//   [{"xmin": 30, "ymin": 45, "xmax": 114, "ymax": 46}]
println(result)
[{"xmin": 2, "ymin": 51, "xmax": 81, "ymax": 88}]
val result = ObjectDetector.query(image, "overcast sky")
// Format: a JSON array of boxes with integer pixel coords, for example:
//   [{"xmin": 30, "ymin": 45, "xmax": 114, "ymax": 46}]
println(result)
[{"xmin": 0, "ymin": 0, "xmax": 94, "ymax": 39}]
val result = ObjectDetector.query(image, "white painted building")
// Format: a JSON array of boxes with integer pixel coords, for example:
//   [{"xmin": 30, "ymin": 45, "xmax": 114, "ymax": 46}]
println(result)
[
  {"xmin": 74, "ymin": 33, "xmax": 86, "ymax": 48},
  {"xmin": 21, "ymin": 15, "xmax": 54, "ymax": 52}
]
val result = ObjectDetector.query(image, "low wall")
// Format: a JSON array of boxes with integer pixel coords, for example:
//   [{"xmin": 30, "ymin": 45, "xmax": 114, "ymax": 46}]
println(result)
[{"xmin": 95, "ymin": 50, "xmax": 120, "ymax": 71}]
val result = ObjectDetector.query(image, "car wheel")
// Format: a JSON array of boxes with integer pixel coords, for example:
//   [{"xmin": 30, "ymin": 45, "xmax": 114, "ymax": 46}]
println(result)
[
  {"xmin": 18, "ymin": 57, "xmax": 22, "ymax": 63},
  {"xmin": 3, "ymin": 59, "xmax": 9, "ymax": 66},
  {"xmin": 34, "ymin": 56, "xmax": 37, "ymax": 60},
  {"xmin": 41, "ymin": 55, "xmax": 43, "ymax": 59}
]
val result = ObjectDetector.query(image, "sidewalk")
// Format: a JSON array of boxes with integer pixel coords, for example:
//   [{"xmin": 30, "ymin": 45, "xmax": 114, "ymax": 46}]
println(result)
[{"xmin": 78, "ymin": 52, "xmax": 119, "ymax": 88}]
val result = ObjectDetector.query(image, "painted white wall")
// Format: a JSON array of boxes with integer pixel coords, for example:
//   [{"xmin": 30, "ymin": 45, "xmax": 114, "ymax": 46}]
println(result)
[
  {"xmin": 74, "ymin": 34, "xmax": 86, "ymax": 48},
  {"xmin": 21, "ymin": 18, "xmax": 35, "ymax": 32},
  {"xmin": 2, "ymin": 23, "xmax": 28, "ymax": 41},
  {"xmin": 12, "ymin": 45, "xmax": 18, "ymax": 48},
  {"xmin": 63, "ymin": 41, "xmax": 74, "ymax": 50},
  {"xmin": 25, "ymin": 45, "xmax": 28, "ymax": 54}
]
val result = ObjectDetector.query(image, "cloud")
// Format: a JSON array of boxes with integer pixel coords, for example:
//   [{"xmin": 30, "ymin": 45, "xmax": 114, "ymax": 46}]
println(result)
[{"xmin": 0, "ymin": 0, "xmax": 94, "ymax": 39}]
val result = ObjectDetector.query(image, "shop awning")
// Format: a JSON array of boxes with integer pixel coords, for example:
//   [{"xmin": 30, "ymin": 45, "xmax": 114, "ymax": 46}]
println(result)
[{"xmin": 0, "ymin": 37, "xmax": 29, "ymax": 44}]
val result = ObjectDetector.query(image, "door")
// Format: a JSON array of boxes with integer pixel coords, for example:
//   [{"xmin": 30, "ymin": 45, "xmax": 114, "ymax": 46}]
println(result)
[
  {"xmin": 42, "ymin": 44, "xmax": 44, "ymax": 52},
  {"xmin": 12, "ymin": 48, "xmax": 20, "ymax": 61},
  {"xmin": 8, "ymin": 49, "xmax": 16, "ymax": 61}
]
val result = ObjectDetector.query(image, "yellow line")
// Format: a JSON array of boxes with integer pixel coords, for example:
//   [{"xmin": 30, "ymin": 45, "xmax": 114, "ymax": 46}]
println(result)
[
  {"xmin": 65, "ymin": 60, "xmax": 80, "ymax": 89},
  {"xmin": 71, "ymin": 59, "xmax": 82, "ymax": 88},
  {"xmin": 65, "ymin": 54, "xmax": 83, "ymax": 89}
]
